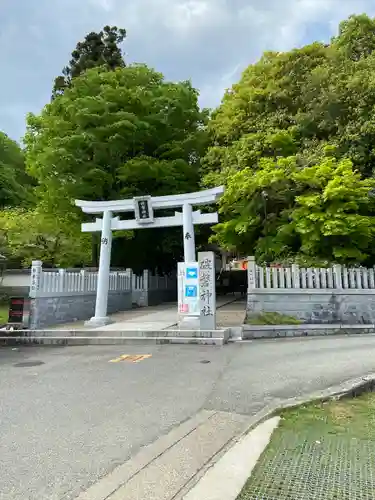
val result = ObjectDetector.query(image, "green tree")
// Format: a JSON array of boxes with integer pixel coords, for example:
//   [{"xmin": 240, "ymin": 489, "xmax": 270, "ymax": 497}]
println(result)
[
  {"xmin": 292, "ymin": 157, "xmax": 375, "ymax": 263},
  {"xmin": 53, "ymin": 25, "xmax": 126, "ymax": 98},
  {"xmin": 214, "ymin": 153, "xmax": 375, "ymax": 265},
  {"xmin": 204, "ymin": 14, "xmax": 375, "ymax": 264},
  {"xmin": 333, "ymin": 14, "xmax": 375, "ymax": 61},
  {"xmin": 0, "ymin": 132, "xmax": 32, "ymax": 208},
  {"xmin": 26, "ymin": 64, "xmax": 208, "ymax": 271},
  {"xmin": 0, "ymin": 208, "xmax": 91, "ymax": 267}
]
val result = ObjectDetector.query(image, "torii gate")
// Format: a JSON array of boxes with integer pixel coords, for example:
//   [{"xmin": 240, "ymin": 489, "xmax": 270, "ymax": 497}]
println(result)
[{"xmin": 75, "ymin": 186, "xmax": 224, "ymax": 326}]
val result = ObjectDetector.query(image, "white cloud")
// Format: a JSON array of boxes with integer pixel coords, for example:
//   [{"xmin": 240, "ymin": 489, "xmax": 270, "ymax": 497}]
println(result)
[
  {"xmin": 88, "ymin": 0, "xmax": 115, "ymax": 11},
  {"xmin": 164, "ymin": 0, "xmax": 231, "ymax": 34},
  {"xmin": 117, "ymin": 0, "xmax": 375, "ymax": 105}
]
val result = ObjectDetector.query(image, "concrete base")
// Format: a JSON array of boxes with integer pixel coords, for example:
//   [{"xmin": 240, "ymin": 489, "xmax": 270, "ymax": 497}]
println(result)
[
  {"xmin": 243, "ymin": 323, "xmax": 375, "ymax": 339},
  {"xmin": 229, "ymin": 326, "xmax": 243, "ymax": 341},
  {"xmin": 179, "ymin": 316, "xmax": 201, "ymax": 330},
  {"xmin": 0, "ymin": 328, "xmax": 230, "ymax": 346},
  {"xmin": 84, "ymin": 316, "xmax": 113, "ymax": 328},
  {"xmin": 36, "ymin": 337, "xmax": 227, "ymax": 346},
  {"xmin": 183, "ymin": 417, "xmax": 280, "ymax": 500}
]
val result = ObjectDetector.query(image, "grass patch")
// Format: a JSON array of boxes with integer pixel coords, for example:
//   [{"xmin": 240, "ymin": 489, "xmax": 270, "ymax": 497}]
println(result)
[
  {"xmin": 246, "ymin": 311, "xmax": 302, "ymax": 325},
  {"xmin": 237, "ymin": 393, "xmax": 375, "ymax": 499}
]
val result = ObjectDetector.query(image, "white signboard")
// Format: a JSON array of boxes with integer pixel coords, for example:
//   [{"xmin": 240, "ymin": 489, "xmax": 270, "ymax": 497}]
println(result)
[
  {"xmin": 177, "ymin": 262, "xmax": 200, "ymax": 316},
  {"xmin": 198, "ymin": 252, "xmax": 216, "ymax": 330}
]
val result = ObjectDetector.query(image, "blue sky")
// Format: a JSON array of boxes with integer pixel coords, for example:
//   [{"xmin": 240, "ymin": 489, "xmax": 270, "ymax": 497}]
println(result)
[{"xmin": 1, "ymin": 0, "xmax": 375, "ymax": 142}]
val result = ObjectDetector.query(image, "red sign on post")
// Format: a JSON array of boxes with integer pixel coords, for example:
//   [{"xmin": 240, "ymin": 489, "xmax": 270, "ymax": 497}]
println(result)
[{"xmin": 8, "ymin": 297, "xmax": 29, "ymax": 325}]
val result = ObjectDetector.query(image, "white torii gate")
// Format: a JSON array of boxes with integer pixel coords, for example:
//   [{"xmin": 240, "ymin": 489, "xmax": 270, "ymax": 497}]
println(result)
[{"xmin": 75, "ymin": 186, "xmax": 224, "ymax": 326}]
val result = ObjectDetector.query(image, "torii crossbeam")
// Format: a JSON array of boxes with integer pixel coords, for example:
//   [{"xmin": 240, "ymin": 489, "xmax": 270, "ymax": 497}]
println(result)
[{"xmin": 75, "ymin": 186, "xmax": 224, "ymax": 326}]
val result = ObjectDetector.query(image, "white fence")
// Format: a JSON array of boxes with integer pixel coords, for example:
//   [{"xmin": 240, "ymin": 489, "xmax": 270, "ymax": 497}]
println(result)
[
  {"xmin": 34, "ymin": 269, "xmax": 132, "ymax": 297},
  {"xmin": 29, "ymin": 263, "xmax": 176, "ymax": 299},
  {"xmin": 248, "ymin": 257, "xmax": 375, "ymax": 290},
  {"xmin": 132, "ymin": 272, "xmax": 146, "ymax": 292},
  {"xmin": 130, "ymin": 270, "xmax": 176, "ymax": 307},
  {"xmin": 149, "ymin": 273, "xmax": 176, "ymax": 291}
]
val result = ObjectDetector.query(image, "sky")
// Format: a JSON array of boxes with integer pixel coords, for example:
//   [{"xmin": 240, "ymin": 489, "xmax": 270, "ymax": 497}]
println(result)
[{"xmin": 1, "ymin": 0, "xmax": 375, "ymax": 142}]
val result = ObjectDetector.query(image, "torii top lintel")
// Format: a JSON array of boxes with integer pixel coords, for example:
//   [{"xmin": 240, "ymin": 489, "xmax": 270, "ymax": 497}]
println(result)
[{"xmin": 75, "ymin": 186, "xmax": 224, "ymax": 214}]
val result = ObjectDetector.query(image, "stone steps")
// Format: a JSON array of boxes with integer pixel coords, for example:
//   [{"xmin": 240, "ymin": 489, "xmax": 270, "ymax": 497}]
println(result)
[{"xmin": 0, "ymin": 328, "xmax": 230, "ymax": 346}]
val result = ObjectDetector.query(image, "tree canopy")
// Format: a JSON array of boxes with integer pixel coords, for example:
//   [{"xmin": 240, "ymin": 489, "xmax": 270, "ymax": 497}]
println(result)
[
  {"xmin": 52, "ymin": 25, "xmax": 126, "ymax": 98},
  {"xmin": 0, "ymin": 132, "xmax": 32, "ymax": 209},
  {"xmin": 26, "ymin": 64, "xmax": 208, "ymax": 270},
  {"xmin": 0, "ymin": 208, "xmax": 91, "ymax": 267},
  {"xmin": 4, "ymin": 14, "xmax": 375, "ymax": 269},
  {"xmin": 204, "ymin": 13, "xmax": 375, "ymax": 265},
  {"xmin": 214, "ymin": 152, "xmax": 375, "ymax": 265}
]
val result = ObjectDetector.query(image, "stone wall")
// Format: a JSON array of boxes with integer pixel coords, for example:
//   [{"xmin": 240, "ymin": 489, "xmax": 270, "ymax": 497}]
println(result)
[
  {"xmin": 132, "ymin": 289, "xmax": 148, "ymax": 307},
  {"xmin": 247, "ymin": 290, "xmax": 375, "ymax": 324},
  {"xmin": 243, "ymin": 324, "xmax": 375, "ymax": 339},
  {"xmin": 29, "ymin": 291, "xmax": 132, "ymax": 329},
  {"xmin": 148, "ymin": 288, "xmax": 177, "ymax": 306}
]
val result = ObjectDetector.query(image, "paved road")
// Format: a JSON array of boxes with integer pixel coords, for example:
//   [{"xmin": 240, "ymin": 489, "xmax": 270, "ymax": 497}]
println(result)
[{"xmin": 2, "ymin": 335, "xmax": 375, "ymax": 499}]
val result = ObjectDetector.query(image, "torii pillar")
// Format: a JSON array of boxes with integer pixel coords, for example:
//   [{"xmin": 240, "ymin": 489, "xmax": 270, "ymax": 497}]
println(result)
[{"xmin": 75, "ymin": 186, "xmax": 224, "ymax": 327}]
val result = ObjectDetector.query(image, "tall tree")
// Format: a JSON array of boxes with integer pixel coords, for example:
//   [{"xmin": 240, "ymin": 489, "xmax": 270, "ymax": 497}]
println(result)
[
  {"xmin": 0, "ymin": 131, "xmax": 32, "ymax": 208},
  {"xmin": 52, "ymin": 25, "xmax": 126, "ymax": 98},
  {"xmin": 26, "ymin": 64, "xmax": 208, "ymax": 270},
  {"xmin": 203, "ymin": 14, "xmax": 375, "ymax": 265}
]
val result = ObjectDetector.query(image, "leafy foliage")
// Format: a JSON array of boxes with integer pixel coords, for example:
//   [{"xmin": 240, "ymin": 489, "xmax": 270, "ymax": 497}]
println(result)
[
  {"xmin": 0, "ymin": 132, "xmax": 32, "ymax": 209},
  {"xmin": 333, "ymin": 14, "xmax": 375, "ymax": 61},
  {"xmin": 6, "ymin": 14, "xmax": 375, "ymax": 269},
  {"xmin": 204, "ymin": 14, "xmax": 375, "ymax": 265},
  {"xmin": 0, "ymin": 208, "xmax": 91, "ymax": 267},
  {"xmin": 52, "ymin": 25, "xmax": 126, "ymax": 98},
  {"xmin": 213, "ymin": 153, "xmax": 375, "ymax": 265},
  {"xmin": 26, "ymin": 64, "xmax": 208, "ymax": 270}
]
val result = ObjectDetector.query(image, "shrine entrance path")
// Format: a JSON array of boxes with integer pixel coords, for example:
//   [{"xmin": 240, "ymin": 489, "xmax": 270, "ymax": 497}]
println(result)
[{"xmin": 49, "ymin": 297, "xmax": 244, "ymax": 332}]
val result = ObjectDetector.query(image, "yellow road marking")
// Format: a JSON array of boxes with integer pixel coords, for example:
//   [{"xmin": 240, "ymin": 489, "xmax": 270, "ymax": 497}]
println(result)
[{"xmin": 109, "ymin": 354, "xmax": 152, "ymax": 363}]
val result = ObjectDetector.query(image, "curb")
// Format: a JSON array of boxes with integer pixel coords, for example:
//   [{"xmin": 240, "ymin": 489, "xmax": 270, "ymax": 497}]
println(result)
[
  {"xmin": 181, "ymin": 417, "xmax": 281, "ymax": 500},
  {"xmin": 242, "ymin": 323, "xmax": 375, "ymax": 339},
  {"xmin": 0, "ymin": 335, "xmax": 228, "ymax": 347},
  {"xmin": 179, "ymin": 373, "xmax": 375, "ymax": 500}
]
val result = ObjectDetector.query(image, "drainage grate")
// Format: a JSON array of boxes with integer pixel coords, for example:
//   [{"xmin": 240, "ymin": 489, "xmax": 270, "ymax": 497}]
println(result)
[
  {"xmin": 240, "ymin": 429, "xmax": 375, "ymax": 500},
  {"xmin": 14, "ymin": 361, "xmax": 45, "ymax": 368}
]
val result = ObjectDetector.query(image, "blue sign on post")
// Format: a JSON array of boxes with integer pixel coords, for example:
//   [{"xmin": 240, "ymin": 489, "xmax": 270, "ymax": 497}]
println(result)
[
  {"xmin": 185, "ymin": 285, "xmax": 198, "ymax": 298},
  {"xmin": 186, "ymin": 267, "xmax": 198, "ymax": 279}
]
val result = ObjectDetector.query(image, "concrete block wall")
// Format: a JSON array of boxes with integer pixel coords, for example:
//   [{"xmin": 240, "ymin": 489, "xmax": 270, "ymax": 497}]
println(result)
[
  {"xmin": 247, "ymin": 290, "xmax": 375, "ymax": 324},
  {"xmin": 243, "ymin": 324, "xmax": 375, "ymax": 339},
  {"xmin": 132, "ymin": 289, "xmax": 148, "ymax": 307},
  {"xmin": 148, "ymin": 287, "xmax": 177, "ymax": 306},
  {"xmin": 30, "ymin": 291, "xmax": 132, "ymax": 329},
  {"xmin": 132, "ymin": 269, "xmax": 177, "ymax": 307},
  {"xmin": 132, "ymin": 288, "xmax": 176, "ymax": 307}
]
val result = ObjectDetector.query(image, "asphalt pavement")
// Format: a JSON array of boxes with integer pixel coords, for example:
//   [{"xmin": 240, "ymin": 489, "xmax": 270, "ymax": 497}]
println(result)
[{"xmin": 2, "ymin": 335, "xmax": 375, "ymax": 499}]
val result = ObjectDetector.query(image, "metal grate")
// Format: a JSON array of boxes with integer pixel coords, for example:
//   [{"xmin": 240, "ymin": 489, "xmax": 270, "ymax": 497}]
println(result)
[{"xmin": 239, "ymin": 429, "xmax": 375, "ymax": 500}]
